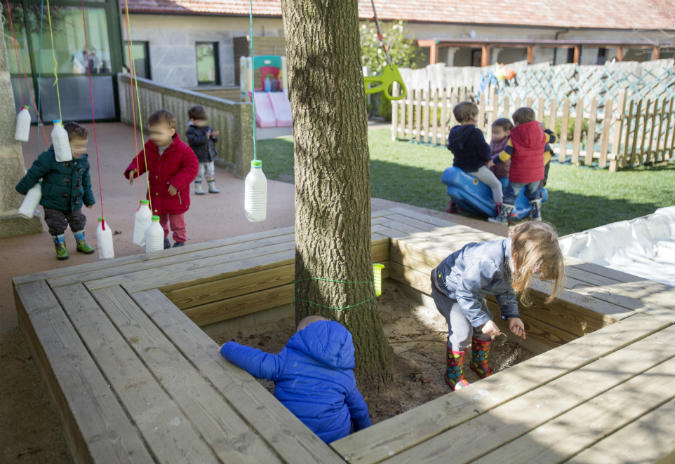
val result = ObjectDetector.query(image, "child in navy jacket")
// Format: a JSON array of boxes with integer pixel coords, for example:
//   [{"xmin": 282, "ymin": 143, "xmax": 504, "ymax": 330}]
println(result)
[
  {"xmin": 448, "ymin": 101, "xmax": 504, "ymax": 210},
  {"xmin": 220, "ymin": 316, "xmax": 371, "ymax": 443}
]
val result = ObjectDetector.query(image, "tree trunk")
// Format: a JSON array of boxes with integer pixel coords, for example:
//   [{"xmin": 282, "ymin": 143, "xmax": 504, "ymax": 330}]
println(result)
[{"xmin": 280, "ymin": 0, "xmax": 392, "ymax": 385}]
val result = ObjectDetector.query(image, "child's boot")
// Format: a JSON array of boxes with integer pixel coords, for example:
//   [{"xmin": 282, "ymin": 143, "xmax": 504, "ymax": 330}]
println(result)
[
  {"xmin": 164, "ymin": 238, "xmax": 171, "ymax": 249},
  {"xmin": 73, "ymin": 230, "xmax": 95, "ymax": 254},
  {"xmin": 207, "ymin": 178, "xmax": 220, "ymax": 194},
  {"xmin": 470, "ymin": 337, "xmax": 494, "ymax": 378},
  {"xmin": 445, "ymin": 344, "xmax": 469, "ymax": 391},
  {"xmin": 489, "ymin": 203, "xmax": 514, "ymax": 224},
  {"xmin": 52, "ymin": 234, "xmax": 69, "ymax": 260},
  {"xmin": 194, "ymin": 179, "xmax": 205, "ymax": 195},
  {"xmin": 530, "ymin": 198, "xmax": 542, "ymax": 221}
]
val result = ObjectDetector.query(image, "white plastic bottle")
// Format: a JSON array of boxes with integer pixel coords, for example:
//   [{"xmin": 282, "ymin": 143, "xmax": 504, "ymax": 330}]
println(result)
[
  {"xmin": 245, "ymin": 160, "xmax": 267, "ymax": 222},
  {"xmin": 17, "ymin": 182, "xmax": 41, "ymax": 219},
  {"xmin": 51, "ymin": 120, "xmax": 72, "ymax": 162},
  {"xmin": 145, "ymin": 215, "xmax": 165, "ymax": 253},
  {"xmin": 15, "ymin": 106, "xmax": 31, "ymax": 142},
  {"xmin": 133, "ymin": 200, "xmax": 153, "ymax": 246},
  {"xmin": 96, "ymin": 217, "xmax": 114, "ymax": 259}
]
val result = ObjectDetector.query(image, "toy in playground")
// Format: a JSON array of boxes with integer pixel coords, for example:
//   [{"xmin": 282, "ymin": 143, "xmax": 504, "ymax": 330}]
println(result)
[
  {"xmin": 239, "ymin": 55, "xmax": 292, "ymax": 128},
  {"xmin": 441, "ymin": 166, "xmax": 548, "ymax": 219},
  {"xmin": 476, "ymin": 63, "xmax": 516, "ymax": 102},
  {"xmin": 362, "ymin": 0, "xmax": 407, "ymax": 101}
]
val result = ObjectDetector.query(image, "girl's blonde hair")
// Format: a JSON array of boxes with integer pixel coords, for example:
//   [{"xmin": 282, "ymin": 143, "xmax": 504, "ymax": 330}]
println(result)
[{"xmin": 509, "ymin": 221, "xmax": 566, "ymax": 305}]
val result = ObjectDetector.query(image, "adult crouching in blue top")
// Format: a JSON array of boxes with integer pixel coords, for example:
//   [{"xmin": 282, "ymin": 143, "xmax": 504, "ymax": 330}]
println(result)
[{"xmin": 220, "ymin": 315, "xmax": 371, "ymax": 443}]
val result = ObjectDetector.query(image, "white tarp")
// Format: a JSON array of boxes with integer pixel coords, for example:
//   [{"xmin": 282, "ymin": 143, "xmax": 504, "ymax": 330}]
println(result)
[{"xmin": 559, "ymin": 207, "xmax": 675, "ymax": 287}]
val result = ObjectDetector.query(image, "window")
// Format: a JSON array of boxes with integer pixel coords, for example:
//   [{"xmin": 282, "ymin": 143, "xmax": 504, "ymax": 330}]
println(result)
[
  {"xmin": 124, "ymin": 41, "xmax": 150, "ymax": 79},
  {"xmin": 566, "ymin": 47, "xmax": 576, "ymax": 63},
  {"xmin": 597, "ymin": 48, "xmax": 608, "ymax": 65},
  {"xmin": 196, "ymin": 42, "xmax": 220, "ymax": 85}
]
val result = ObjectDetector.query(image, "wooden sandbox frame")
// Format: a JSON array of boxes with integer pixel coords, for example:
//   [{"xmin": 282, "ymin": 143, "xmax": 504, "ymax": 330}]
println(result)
[{"xmin": 13, "ymin": 207, "xmax": 675, "ymax": 463}]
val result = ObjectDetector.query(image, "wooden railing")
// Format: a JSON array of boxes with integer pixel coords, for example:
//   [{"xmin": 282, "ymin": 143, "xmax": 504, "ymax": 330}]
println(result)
[
  {"xmin": 117, "ymin": 74, "xmax": 253, "ymax": 177},
  {"xmin": 392, "ymin": 86, "xmax": 675, "ymax": 171}
]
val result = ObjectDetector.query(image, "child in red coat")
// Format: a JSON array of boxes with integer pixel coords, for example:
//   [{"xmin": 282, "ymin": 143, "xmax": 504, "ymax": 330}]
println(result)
[
  {"xmin": 124, "ymin": 110, "xmax": 199, "ymax": 248},
  {"xmin": 490, "ymin": 107, "xmax": 555, "ymax": 224}
]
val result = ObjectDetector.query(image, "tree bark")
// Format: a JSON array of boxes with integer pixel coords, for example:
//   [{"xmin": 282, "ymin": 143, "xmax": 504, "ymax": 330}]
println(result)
[{"xmin": 280, "ymin": 0, "xmax": 392, "ymax": 384}]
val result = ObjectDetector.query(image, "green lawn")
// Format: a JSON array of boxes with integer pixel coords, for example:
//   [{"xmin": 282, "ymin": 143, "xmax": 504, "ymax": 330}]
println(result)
[{"xmin": 257, "ymin": 128, "xmax": 674, "ymax": 236}]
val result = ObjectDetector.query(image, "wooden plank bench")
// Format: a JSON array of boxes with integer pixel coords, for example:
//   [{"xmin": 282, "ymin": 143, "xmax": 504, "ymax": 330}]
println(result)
[{"xmin": 13, "ymin": 207, "xmax": 675, "ymax": 463}]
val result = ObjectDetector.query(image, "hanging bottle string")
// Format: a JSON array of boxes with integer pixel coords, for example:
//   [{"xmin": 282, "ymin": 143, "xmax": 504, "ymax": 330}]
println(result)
[
  {"xmin": 80, "ymin": 0, "xmax": 104, "ymax": 220},
  {"xmin": 4, "ymin": 0, "xmax": 50, "ymax": 145},
  {"xmin": 123, "ymin": 0, "xmax": 152, "ymax": 211},
  {"xmin": 248, "ymin": 0, "xmax": 256, "ymax": 160},
  {"xmin": 45, "ymin": 0, "xmax": 64, "ymax": 122},
  {"xmin": 36, "ymin": 0, "xmax": 45, "ymax": 152},
  {"xmin": 292, "ymin": 277, "xmax": 378, "ymax": 311}
]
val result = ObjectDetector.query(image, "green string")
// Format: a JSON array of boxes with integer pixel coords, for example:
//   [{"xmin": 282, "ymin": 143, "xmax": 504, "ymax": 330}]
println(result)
[
  {"xmin": 292, "ymin": 278, "xmax": 377, "ymax": 311},
  {"xmin": 248, "ymin": 0, "xmax": 257, "ymax": 161}
]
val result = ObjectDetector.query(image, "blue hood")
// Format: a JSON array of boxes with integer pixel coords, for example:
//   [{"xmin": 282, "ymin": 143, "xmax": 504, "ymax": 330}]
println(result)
[{"xmin": 286, "ymin": 321, "xmax": 355, "ymax": 370}]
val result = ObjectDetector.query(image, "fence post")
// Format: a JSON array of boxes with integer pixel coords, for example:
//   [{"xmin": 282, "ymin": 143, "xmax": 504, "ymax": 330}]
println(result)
[
  {"xmin": 391, "ymin": 82, "xmax": 399, "ymax": 141},
  {"xmin": 422, "ymin": 85, "xmax": 430, "ymax": 143},
  {"xmin": 584, "ymin": 97, "xmax": 598, "ymax": 166},
  {"xmin": 598, "ymin": 97, "xmax": 613, "ymax": 168},
  {"xmin": 572, "ymin": 97, "xmax": 584, "ymax": 165},
  {"xmin": 610, "ymin": 90, "xmax": 627, "ymax": 171},
  {"xmin": 432, "ymin": 88, "xmax": 439, "ymax": 145}
]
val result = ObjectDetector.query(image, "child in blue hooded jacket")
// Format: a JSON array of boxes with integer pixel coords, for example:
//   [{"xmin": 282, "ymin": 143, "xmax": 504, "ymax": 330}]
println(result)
[{"xmin": 220, "ymin": 315, "xmax": 371, "ymax": 443}]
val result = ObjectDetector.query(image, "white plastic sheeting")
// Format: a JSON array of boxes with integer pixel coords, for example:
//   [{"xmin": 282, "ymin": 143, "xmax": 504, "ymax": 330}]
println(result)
[{"xmin": 559, "ymin": 207, "xmax": 675, "ymax": 287}]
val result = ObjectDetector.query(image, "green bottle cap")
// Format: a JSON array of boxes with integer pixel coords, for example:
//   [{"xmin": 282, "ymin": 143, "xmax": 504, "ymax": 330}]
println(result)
[
  {"xmin": 53, "ymin": 119, "xmax": 61, "ymax": 125},
  {"xmin": 140, "ymin": 200, "xmax": 149, "ymax": 205},
  {"xmin": 251, "ymin": 160, "xmax": 262, "ymax": 168},
  {"xmin": 98, "ymin": 217, "xmax": 105, "ymax": 221},
  {"xmin": 152, "ymin": 215, "xmax": 160, "ymax": 221}
]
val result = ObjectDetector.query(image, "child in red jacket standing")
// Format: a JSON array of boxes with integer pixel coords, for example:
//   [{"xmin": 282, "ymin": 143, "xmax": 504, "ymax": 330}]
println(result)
[
  {"xmin": 124, "ymin": 110, "xmax": 199, "ymax": 248},
  {"xmin": 490, "ymin": 107, "xmax": 555, "ymax": 224}
]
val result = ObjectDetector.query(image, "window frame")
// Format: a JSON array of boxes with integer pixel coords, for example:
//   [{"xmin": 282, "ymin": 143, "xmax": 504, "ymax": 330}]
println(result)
[{"xmin": 195, "ymin": 41, "xmax": 220, "ymax": 86}]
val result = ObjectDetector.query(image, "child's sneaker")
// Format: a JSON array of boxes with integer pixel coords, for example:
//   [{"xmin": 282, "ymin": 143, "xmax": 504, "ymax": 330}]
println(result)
[
  {"xmin": 73, "ymin": 230, "xmax": 95, "ymax": 254},
  {"xmin": 530, "ymin": 199, "xmax": 542, "ymax": 221},
  {"xmin": 173, "ymin": 242, "xmax": 185, "ymax": 248},
  {"xmin": 164, "ymin": 238, "xmax": 171, "ymax": 249},
  {"xmin": 488, "ymin": 203, "xmax": 514, "ymax": 224},
  {"xmin": 52, "ymin": 234, "xmax": 69, "ymax": 260}
]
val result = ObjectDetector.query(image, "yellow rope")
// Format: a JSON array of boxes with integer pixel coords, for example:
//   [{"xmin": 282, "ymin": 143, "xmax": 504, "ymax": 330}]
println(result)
[
  {"xmin": 45, "ymin": 0, "xmax": 62, "ymax": 121},
  {"xmin": 123, "ymin": 0, "xmax": 153, "ymax": 211}
]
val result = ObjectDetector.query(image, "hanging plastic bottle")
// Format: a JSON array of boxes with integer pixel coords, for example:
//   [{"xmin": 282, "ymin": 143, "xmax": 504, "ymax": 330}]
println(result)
[
  {"xmin": 96, "ymin": 217, "xmax": 114, "ymax": 259},
  {"xmin": 373, "ymin": 263, "xmax": 385, "ymax": 297},
  {"xmin": 51, "ymin": 120, "xmax": 72, "ymax": 162},
  {"xmin": 15, "ymin": 106, "xmax": 31, "ymax": 142},
  {"xmin": 245, "ymin": 160, "xmax": 267, "ymax": 222},
  {"xmin": 133, "ymin": 200, "xmax": 153, "ymax": 246},
  {"xmin": 145, "ymin": 215, "xmax": 165, "ymax": 253},
  {"xmin": 17, "ymin": 182, "xmax": 42, "ymax": 219}
]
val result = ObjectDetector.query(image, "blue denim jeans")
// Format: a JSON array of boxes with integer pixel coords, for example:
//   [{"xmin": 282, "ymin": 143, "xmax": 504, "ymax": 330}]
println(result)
[{"xmin": 503, "ymin": 181, "xmax": 540, "ymax": 205}]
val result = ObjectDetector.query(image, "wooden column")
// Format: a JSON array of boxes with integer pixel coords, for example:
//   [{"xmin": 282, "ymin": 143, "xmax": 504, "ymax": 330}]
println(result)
[
  {"xmin": 617, "ymin": 46, "xmax": 624, "ymax": 62},
  {"xmin": 573, "ymin": 46, "xmax": 581, "ymax": 64},
  {"xmin": 527, "ymin": 46, "xmax": 534, "ymax": 64},
  {"xmin": 429, "ymin": 41, "xmax": 439, "ymax": 65},
  {"xmin": 481, "ymin": 45, "xmax": 490, "ymax": 67},
  {"xmin": 652, "ymin": 47, "xmax": 660, "ymax": 60}
]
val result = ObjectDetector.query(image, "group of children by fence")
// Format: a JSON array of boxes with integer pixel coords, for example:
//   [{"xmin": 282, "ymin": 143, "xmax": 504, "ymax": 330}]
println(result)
[
  {"xmin": 15, "ymin": 100, "xmax": 566, "ymax": 446},
  {"xmin": 16, "ymin": 105, "xmax": 221, "ymax": 258},
  {"xmin": 447, "ymin": 101, "xmax": 556, "ymax": 224}
]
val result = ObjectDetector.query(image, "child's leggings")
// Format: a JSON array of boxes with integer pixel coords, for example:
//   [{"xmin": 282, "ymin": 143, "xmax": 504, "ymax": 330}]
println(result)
[
  {"xmin": 468, "ymin": 166, "xmax": 503, "ymax": 203},
  {"xmin": 431, "ymin": 282, "xmax": 492, "ymax": 351},
  {"xmin": 196, "ymin": 161, "xmax": 216, "ymax": 182}
]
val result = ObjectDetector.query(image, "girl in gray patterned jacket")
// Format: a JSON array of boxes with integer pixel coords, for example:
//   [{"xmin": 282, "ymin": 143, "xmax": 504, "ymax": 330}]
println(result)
[{"xmin": 431, "ymin": 221, "xmax": 565, "ymax": 390}]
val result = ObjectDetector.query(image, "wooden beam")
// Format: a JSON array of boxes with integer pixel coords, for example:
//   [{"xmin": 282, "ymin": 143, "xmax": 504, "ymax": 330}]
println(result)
[
  {"xmin": 617, "ymin": 46, "xmax": 624, "ymax": 61},
  {"xmin": 573, "ymin": 46, "xmax": 581, "ymax": 63}
]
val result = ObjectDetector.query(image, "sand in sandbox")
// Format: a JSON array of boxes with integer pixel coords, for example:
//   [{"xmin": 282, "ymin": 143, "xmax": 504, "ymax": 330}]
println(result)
[{"xmin": 212, "ymin": 282, "xmax": 534, "ymax": 424}]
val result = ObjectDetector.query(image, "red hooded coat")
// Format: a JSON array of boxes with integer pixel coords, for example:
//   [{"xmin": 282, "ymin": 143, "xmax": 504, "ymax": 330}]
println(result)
[
  {"xmin": 124, "ymin": 135, "xmax": 199, "ymax": 215},
  {"xmin": 507, "ymin": 120, "xmax": 547, "ymax": 183}
]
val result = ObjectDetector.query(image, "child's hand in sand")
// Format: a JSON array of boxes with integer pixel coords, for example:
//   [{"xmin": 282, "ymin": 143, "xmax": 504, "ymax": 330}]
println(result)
[
  {"xmin": 481, "ymin": 320, "xmax": 502, "ymax": 338},
  {"xmin": 509, "ymin": 317, "xmax": 526, "ymax": 339}
]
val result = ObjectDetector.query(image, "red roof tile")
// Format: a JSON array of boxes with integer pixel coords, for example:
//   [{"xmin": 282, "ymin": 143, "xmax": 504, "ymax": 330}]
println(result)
[{"xmin": 126, "ymin": 0, "xmax": 675, "ymax": 30}]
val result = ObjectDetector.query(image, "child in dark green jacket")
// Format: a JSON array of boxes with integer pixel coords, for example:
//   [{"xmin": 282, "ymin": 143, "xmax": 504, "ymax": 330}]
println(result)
[{"xmin": 16, "ymin": 122, "xmax": 96, "ymax": 260}]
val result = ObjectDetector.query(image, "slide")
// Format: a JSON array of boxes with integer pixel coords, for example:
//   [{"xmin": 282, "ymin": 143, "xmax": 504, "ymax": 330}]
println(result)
[
  {"xmin": 268, "ymin": 91, "xmax": 293, "ymax": 127},
  {"xmin": 253, "ymin": 92, "xmax": 276, "ymax": 128}
]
